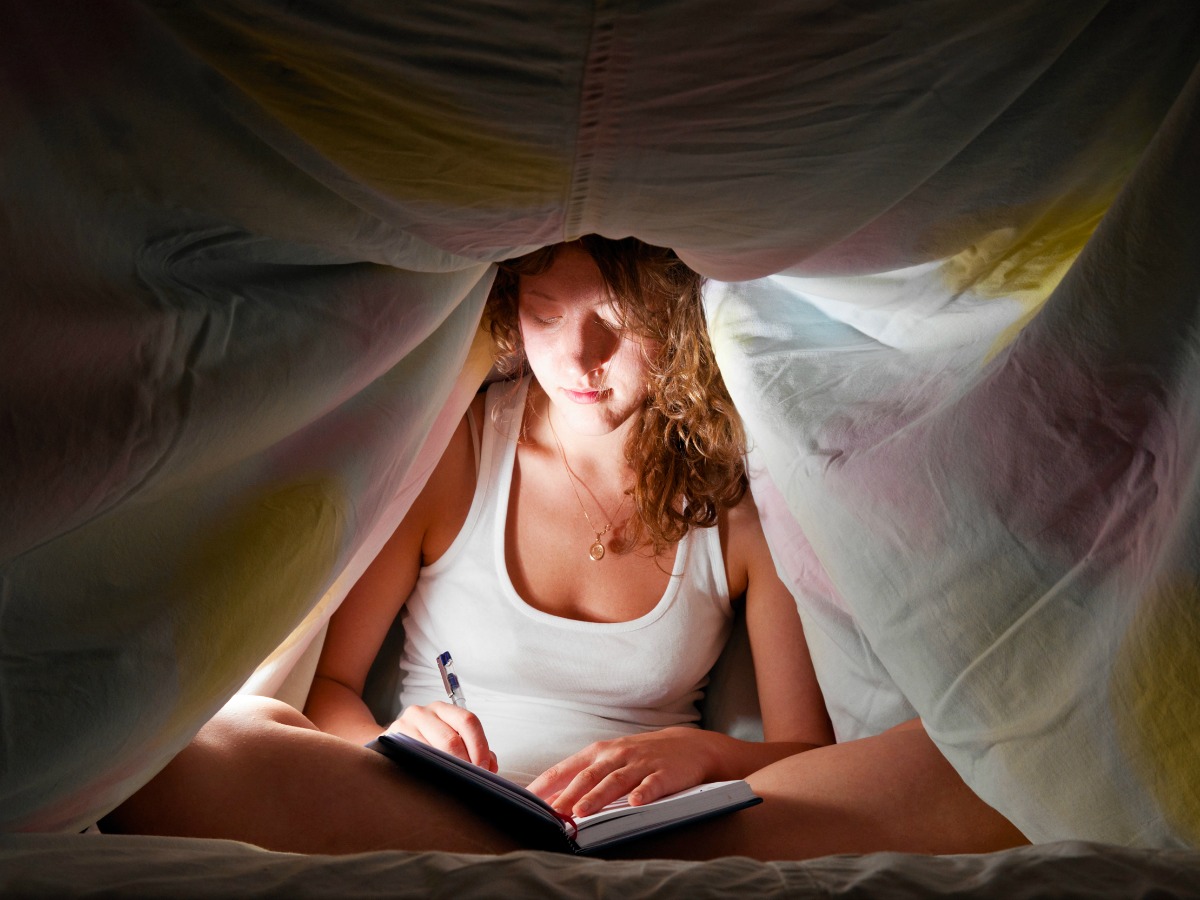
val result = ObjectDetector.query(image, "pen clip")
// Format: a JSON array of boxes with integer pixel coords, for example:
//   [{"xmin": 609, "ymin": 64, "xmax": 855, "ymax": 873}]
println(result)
[
  {"xmin": 436, "ymin": 650, "xmax": 466, "ymax": 706},
  {"xmin": 436, "ymin": 651, "xmax": 454, "ymax": 697}
]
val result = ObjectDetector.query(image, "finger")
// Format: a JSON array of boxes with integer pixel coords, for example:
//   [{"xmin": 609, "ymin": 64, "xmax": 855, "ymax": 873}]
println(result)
[
  {"xmin": 396, "ymin": 706, "xmax": 472, "ymax": 763},
  {"xmin": 432, "ymin": 703, "xmax": 495, "ymax": 770},
  {"xmin": 393, "ymin": 703, "xmax": 490, "ymax": 767},
  {"xmin": 541, "ymin": 762, "xmax": 603, "ymax": 814},
  {"xmin": 550, "ymin": 762, "xmax": 624, "ymax": 817},
  {"xmin": 527, "ymin": 749, "xmax": 594, "ymax": 800},
  {"xmin": 625, "ymin": 770, "xmax": 671, "ymax": 806},
  {"xmin": 569, "ymin": 767, "xmax": 643, "ymax": 818},
  {"xmin": 387, "ymin": 706, "xmax": 439, "ymax": 745},
  {"xmin": 526, "ymin": 767, "xmax": 568, "ymax": 800}
]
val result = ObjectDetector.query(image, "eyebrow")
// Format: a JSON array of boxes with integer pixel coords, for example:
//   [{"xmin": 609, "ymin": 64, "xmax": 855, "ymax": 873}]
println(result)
[
  {"xmin": 524, "ymin": 288, "xmax": 616, "ymax": 307},
  {"xmin": 522, "ymin": 288, "xmax": 621, "ymax": 320}
]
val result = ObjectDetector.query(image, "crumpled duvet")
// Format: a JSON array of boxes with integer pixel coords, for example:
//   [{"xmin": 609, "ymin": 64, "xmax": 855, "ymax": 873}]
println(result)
[{"xmin": 1, "ymin": 0, "xmax": 1197, "ymax": 848}]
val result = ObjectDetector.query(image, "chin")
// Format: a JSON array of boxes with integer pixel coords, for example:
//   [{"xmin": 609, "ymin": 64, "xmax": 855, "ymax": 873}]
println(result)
[{"xmin": 562, "ymin": 404, "xmax": 636, "ymax": 436}]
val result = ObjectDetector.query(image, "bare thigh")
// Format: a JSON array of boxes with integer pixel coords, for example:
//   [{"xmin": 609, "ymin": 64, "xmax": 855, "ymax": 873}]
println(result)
[
  {"xmin": 101, "ymin": 695, "xmax": 522, "ymax": 855},
  {"xmin": 608, "ymin": 724, "xmax": 1028, "ymax": 862}
]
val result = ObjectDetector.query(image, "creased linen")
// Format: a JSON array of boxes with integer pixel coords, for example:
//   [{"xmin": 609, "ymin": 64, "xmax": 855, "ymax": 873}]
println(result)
[{"xmin": 1, "ymin": 0, "xmax": 1197, "ymax": 847}]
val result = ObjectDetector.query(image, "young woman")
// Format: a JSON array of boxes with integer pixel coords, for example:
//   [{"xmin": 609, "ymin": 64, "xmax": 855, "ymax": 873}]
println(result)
[
  {"xmin": 102, "ymin": 237, "xmax": 1026, "ymax": 859},
  {"xmin": 304, "ymin": 236, "xmax": 830, "ymax": 819}
]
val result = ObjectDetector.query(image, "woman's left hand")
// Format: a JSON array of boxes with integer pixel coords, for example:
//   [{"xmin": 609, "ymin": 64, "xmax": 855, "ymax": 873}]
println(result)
[{"xmin": 526, "ymin": 727, "xmax": 724, "ymax": 818}]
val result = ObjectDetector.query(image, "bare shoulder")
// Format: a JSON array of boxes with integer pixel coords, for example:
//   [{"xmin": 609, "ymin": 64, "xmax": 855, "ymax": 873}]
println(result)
[
  {"xmin": 408, "ymin": 392, "xmax": 486, "ymax": 564},
  {"xmin": 311, "ymin": 392, "xmax": 488, "ymax": 708}
]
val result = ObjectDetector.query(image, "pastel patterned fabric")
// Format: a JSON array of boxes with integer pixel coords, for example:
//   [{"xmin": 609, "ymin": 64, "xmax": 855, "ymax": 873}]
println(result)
[{"xmin": 1, "ymin": 0, "xmax": 1197, "ymax": 849}]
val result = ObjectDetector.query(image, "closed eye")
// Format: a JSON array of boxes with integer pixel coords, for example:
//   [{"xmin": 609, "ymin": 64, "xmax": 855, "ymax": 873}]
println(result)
[{"xmin": 595, "ymin": 309, "xmax": 626, "ymax": 333}]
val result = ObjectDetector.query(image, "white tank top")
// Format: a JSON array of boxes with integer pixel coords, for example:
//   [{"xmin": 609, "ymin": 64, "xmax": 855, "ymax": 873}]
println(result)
[{"xmin": 397, "ymin": 377, "xmax": 734, "ymax": 784}]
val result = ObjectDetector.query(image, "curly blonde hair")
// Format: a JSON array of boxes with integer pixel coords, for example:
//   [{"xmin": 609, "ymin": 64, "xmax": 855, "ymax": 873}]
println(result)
[{"xmin": 485, "ymin": 236, "xmax": 747, "ymax": 555}]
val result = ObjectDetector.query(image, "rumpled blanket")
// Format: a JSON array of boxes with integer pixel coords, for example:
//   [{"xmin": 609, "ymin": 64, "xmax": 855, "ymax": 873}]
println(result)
[{"xmin": 1, "ymin": 0, "xmax": 1197, "ymax": 849}]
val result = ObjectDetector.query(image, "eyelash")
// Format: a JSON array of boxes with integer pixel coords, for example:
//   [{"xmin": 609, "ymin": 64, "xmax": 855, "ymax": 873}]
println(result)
[{"xmin": 530, "ymin": 315, "xmax": 620, "ymax": 332}]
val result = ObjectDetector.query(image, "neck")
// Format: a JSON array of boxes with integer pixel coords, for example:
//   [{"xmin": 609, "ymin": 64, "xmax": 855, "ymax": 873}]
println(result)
[{"xmin": 529, "ymin": 384, "xmax": 633, "ymax": 479}]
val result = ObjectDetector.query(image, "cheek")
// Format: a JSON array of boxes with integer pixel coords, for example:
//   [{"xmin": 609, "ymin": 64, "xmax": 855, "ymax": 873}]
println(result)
[
  {"xmin": 516, "ymin": 321, "xmax": 548, "ymax": 362},
  {"xmin": 520, "ymin": 335, "xmax": 561, "ymax": 383},
  {"xmin": 613, "ymin": 338, "xmax": 654, "ymax": 379}
]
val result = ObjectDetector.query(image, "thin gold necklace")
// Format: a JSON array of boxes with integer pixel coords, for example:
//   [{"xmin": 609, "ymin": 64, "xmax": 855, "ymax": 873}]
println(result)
[{"xmin": 546, "ymin": 410, "xmax": 629, "ymax": 561}]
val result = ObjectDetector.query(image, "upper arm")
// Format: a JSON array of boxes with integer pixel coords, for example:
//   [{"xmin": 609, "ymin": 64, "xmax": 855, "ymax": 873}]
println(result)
[
  {"xmin": 726, "ymin": 493, "xmax": 836, "ymax": 747},
  {"xmin": 314, "ymin": 509, "xmax": 427, "ymax": 700},
  {"xmin": 314, "ymin": 401, "xmax": 481, "ymax": 699}
]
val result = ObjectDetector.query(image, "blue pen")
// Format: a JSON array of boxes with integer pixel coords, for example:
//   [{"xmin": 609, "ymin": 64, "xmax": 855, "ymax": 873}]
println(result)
[{"xmin": 436, "ymin": 651, "xmax": 467, "ymax": 708}]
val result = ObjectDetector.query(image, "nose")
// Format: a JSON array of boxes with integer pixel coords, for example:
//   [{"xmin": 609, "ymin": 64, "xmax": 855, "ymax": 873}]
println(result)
[{"xmin": 563, "ymin": 317, "xmax": 622, "ymax": 382}]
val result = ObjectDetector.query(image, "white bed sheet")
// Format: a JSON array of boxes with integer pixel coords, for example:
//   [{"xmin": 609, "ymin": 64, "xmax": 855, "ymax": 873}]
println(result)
[
  {"xmin": 3, "ymin": 0, "xmax": 1198, "ymax": 851},
  {"xmin": 4, "ymin": 836, "xmax": 1200, "ymax": 899}
]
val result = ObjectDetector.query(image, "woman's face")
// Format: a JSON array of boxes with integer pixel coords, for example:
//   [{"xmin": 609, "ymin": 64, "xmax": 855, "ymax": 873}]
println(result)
[{"xmin": 517, "ymin": 245, "xmax": 656, "ymax": 436}]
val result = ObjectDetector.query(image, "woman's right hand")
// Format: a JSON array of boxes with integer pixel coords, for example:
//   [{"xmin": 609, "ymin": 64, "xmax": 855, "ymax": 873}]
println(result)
[{"xmin": 386, "ymin": 703, "xmax": 498, "ymax": 772}]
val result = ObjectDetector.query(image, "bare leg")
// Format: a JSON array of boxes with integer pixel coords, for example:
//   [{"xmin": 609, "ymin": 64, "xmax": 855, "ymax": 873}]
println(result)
[
  {"xmin": 610, "ymin": 724, "xmax": 1029, "ymax": 861},
  {"xmin": 105, "ymin": 700, "xmax": 1025, "ymax": 859},
  {"xmin": 100, "ymin": 695, "xmax": 521, "ymax": 855}
]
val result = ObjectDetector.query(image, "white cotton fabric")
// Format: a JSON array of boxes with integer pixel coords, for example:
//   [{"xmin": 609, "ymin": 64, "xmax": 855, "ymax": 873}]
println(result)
[
  {"xmin": 4, "ymin": 834, "xmax": 1200, "ymax": 899},
  {"xmin": 1, "ymin": 0, "xmax": 1197, "ymax": 851},
  {"xmin": 397, "ymin": 379, "xmax": 733, "ymax": 785}
]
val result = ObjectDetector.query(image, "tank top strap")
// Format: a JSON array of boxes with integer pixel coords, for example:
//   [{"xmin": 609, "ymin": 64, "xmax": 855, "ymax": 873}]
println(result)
[
  {"xmin": 476, "ymin": 376, "xmax": 730, "ymax": 613},
  {"xmin": 465, "ymin": 400, "xmax": 481, "ymax": 474}
]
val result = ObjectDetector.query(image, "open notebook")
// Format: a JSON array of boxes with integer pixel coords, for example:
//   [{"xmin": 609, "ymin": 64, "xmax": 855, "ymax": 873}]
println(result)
[{"xmin": 366, "ymin": 732, "xmax": 762, "ymax": 854}]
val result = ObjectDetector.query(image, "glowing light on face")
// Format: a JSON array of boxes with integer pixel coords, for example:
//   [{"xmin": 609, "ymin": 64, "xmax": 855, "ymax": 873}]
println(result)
[{"xmin": 517, "ymin": 246, "xmax": 653, "ymax": 437}]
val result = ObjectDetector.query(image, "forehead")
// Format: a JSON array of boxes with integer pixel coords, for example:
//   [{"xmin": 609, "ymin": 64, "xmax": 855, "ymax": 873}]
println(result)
[{"xmin": 518, "ymin": 246, "xmax": 611, "ymax": 307}]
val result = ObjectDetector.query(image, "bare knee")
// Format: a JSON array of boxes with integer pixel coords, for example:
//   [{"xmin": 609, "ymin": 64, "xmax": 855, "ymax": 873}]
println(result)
[
  {"xmin": 214, "ymin": 694, "xmax": 319, "ymax": 733},
  {"xmin": 100, "ymin": 694, "xmax": 318, "ymax": 836}
]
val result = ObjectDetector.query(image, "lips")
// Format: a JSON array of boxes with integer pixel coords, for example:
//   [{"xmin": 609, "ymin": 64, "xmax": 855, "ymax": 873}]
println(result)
[{"xmin": 562, "ymin": 387, "xmax": 607, "ymax": 404}]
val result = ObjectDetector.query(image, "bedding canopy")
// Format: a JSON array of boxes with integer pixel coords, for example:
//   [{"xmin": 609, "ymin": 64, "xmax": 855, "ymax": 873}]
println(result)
[{"xmin": 2, "ymin": 0, "xmax": 1198, "ymax": 848}]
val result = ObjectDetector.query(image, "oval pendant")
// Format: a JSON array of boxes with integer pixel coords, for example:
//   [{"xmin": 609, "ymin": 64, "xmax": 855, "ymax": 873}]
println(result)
[{"xmin": 589, "ymin": 540, "xmax": 605, "ymax": 561}]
